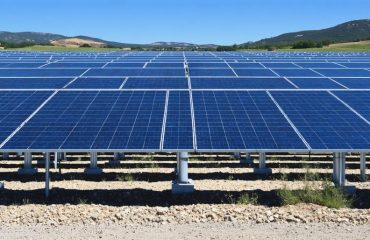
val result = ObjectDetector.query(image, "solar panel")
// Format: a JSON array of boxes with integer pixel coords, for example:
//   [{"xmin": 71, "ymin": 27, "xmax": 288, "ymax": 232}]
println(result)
[
  {"xmin": 163, "ymin": 91, "xmax": 193, "ymax": 150},
  {"xmin": 261, "ymin": 63, "xmax": 299, "ymax": 68},
  {"xmin": 332, "ymin": 91, "xmax": 370, "ymax": 121},
  {"xmin": 271, "ymin": 68, "xmax": 321, "ymax": 77},
  {"xmin": 339, "ymin": 63, "xmax": 370, "ymax": 68},
  {"xmin": 192, "ymin": 91, "xmax": 308, "ymax": 150},
  {"xmin": 187, "ymin": 62, "xmax": 229, "ymax": 68},
  {"xmin": 332, "ymin": 78, "xmax": 370, "ymax": 89},
  {"xmin": 146, "ymin": 63, "xmax": 184, "ymax": 68},
  {"xmin": 3, "ymin": 91, "xmax": 166, "ymax": 150},
  {"xmin": 271, "ymin": 91, "xmax": 370, "ymax": 150},
  {"xmin": 0, "ymin": 78, "xmax": 73, "ymax": 89},
  {"xmin": 286, "ymin": 78, "xmax": 344, "ymax": 89},
  {"xmin": 191, "ymin": 77, "xmax": 295, "ymax": 89},
  {"xmin": 228, "ymin": 63, "xmax": 264, "ymax": 68},
  {"xmin": 44, "ymin": 63, "xmax": 105, "ymax": 68},
  {"xmin": 0, "ymin": 69, "xmax": 88, "ymax": 77},
  {"xmin": 0, "ymin": 91, "xmax": 52, "ymax": 146},
  {"xmin": 123, "ymin": 77, "xmax": 188, "ymax": 89},
  {"xmin": 189, "ymin": 68, "xmax": 236, "ymax": 77},
  {"xmin": 295, "ymin": 63, "xmax": 344, "ymax": 68},
  {"xmin": 314, "ymin": 69, "xmax": 370, "ymax": 77},
  {"xmin": 232, "ymin": 68, "xmax": 277, "ymax": 77},
  {"xmin": 66, "ymin": 78, "xmax": 125, "ymax": 89},
  {"xmin": 85, "ymin": 68, "xmax": 185, "ymax": 77},
  {"xmin": 0, "ymin": 63, "xmax": 45, "ymax": 68},
  {"xmin": 105, "ymin": 63, "xmax": 146, "ymax": 68}
]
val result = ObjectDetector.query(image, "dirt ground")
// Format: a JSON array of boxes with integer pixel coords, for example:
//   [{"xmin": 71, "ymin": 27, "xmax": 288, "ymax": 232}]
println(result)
[{"xmin": 0, "ymin": 153, "xmax": 369, "ymax": 240}]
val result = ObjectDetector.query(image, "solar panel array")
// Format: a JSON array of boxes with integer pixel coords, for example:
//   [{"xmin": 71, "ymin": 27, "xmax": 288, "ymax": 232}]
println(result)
[{"xmin": 1, "ymin": 50, "xmax": 370, "ymax": 152}]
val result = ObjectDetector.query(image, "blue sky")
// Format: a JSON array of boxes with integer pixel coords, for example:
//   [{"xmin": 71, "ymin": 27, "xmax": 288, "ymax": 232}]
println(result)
[{"xmin": 1, "ymin": 0, "xmax": 369, "ymax": 45}]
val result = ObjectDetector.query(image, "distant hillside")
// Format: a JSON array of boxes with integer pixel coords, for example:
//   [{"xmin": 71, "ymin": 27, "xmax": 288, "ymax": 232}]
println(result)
[
  {"xmin": 251, "ymin": 19, "xmax": 370, "ymax": 46},
  {"xmin": 0, "ymin": 31, "xmax": 217, "ymax": 49}
]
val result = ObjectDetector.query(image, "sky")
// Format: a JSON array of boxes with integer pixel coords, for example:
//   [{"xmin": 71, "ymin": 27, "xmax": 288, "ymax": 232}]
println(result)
[{"xmin": 1, "ymin": 0, "xmax": 370, "ymax": 45}]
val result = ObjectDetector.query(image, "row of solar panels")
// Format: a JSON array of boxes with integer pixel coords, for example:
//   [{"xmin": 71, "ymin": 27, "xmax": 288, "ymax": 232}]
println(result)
[
  {"xmin": 0, "ymin": 68, "xmax": 370, "ymax": 77},
  {"xmin": 2, "ymin": 62, "xmax": 370, "ymax": 68},
  {"xmin": 0, "ymin": 90, "xmax": 370, "ymax": 152},
  {"xmin": 0, "ymin": 77, "xmax": 370, "ymax": 89}
]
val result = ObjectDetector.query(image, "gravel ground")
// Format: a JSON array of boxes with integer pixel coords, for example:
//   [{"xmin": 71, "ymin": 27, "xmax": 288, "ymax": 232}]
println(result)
[
  {"xmin": 0, "ymin": 155, "xmax": 369, "ymax": 239},
  {"xmin": 1, "ymin": 222, "xmax": 370, "ymax": 240}
]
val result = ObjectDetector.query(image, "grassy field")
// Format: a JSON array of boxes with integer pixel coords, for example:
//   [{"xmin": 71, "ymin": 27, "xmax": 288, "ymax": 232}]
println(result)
[{"xmin": 2, "ymin": 45, "xmax": 124, "ymax": 52}]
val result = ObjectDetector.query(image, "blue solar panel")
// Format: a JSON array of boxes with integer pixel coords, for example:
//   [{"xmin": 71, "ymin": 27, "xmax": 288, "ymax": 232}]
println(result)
[
  {"xmin": 333, "ymin": 91, "xmax": 370, "ymax": 121},
  {"xmin": 287, "ymin": 78, "xmax": 344, "ymax": 89},
  {"xmin": 191, "ymin": 77, "xmax": 295, "ymax": 89},
  {"xmin": 0, "ymin": 63, "xmax": 45, "ymax": 68},
  {"xmin": 44, "ymin": 63, "xmax": 105, "ymax": 68},
  {"xmin": 340, "ymin": 63, "xmax": 370, "ymax": 68},
  {"xmin": 85, "ymin": 68, "xmax": 185, "ymax": 77},
  {"xmin": 66, "ymin": 78, "xmax": 125, "ymax": 89},
  {"xmin": 192, "ymin": 91, "xmax": 307, "ymax": 150},
  {"xmin": 3, "ymin": 91, "xmax": 166, "ymax": 150},
  {"xmin": 295, "ymin": 63, "xmax": 344, "ymax": 68},
  {"xmin": 146, "ymin": 63, "xmax": 184, "ymax": 68},
  {"xmin": 332, "ymin": 78, "xmax": 370, "ymax": 89},
  {"xmin": 0, "ymin": 91, "xmax": 52, "ymax": 146},
  {"xmin": 228, "ymin": 63, "xmax": 264, "ymax": 68},
  {"xmin": 0, "ymin": 78, "xmax": 73, "ymax": 89},
  {"xmin": 262, "ymin": 63, "xmax": 298, "ymax": 68},
  {"xmin": 271, "ymin": 91, "xmax": 370, "ymax": 150},
  {"xmin": 123, "ymin": 77, "xmax": 188, "ymax": 89},
  {"xmin": 233, "ymin": 68, "xmax": 277, "ymax": 77},
  {"xmin": 106, "ymin": 63, "xmax": 145, "ymax": 68},
  {"xmin": 188, "ymin": 63, "xmax": 229, "ymax": 68},
  {"xmin": 189, "ymin": 68, "xmax": 236, "ymax": 77},
  {"xmin": 163, "ymin": 91, "xmax": 193, "ymax": 149},
  {"xmin": 271, "ymin": 68, "xmax": 321, "ymax": 77},
  {"xmin": 314, "ymin": 69, "xmax": 370, "ymax": 77},
  {"xmin": 0, "ymin": 69, "xmax": 87, "ymax": 77}
]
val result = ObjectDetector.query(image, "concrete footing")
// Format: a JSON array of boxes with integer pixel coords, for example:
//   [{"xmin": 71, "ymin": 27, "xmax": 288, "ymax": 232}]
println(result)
[
  {"xmin": 253, "ymin": 152, "xmax": 272, "ymax": 175},
  {"xmin": 240, "ymin": 153, "xmax": 253, "ymax": 164},
  {"xmin": 2, "ymin": 153, "xmax": 9, "ymax": 160},
  {"xmin": 18, "ymin": 152, "xmax": 37, "ymax": 176},
  {"xmin": 108, "ymin": 152, "xmax": 124, "ymax": 167},
  {"xmin": 84, "ymin": 152, "xmax": 102, "ymax": 175},
  {"xmin": 172, "ymin": 179, "xmax": 194, "ymax": 194},
  {"xmin": 172, "ymin": 152, "xmax": 194, "ymax": 194}
]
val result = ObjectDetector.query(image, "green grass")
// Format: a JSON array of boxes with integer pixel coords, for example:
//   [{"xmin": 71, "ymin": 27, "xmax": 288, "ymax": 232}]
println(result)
[
  {"xmin": 116, "ymin": 174, "xmax": 135, "ymax": 182},
  {"xmin": 226, "ymin": 192, "xmax": 258, "ymax": 205},
  {"xmin": 3, "ymin": 45, "xmax": 123, "ymax": 52},
  {"xmin": 277, "ymin": 181, "xmax": 352, "ymax": 209}
]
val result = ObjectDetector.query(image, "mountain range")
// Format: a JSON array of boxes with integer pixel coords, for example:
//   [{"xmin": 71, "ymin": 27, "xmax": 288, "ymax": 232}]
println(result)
[{"xmin": 1, "ymin": 19, "xmax": 370, "ymax": 48}]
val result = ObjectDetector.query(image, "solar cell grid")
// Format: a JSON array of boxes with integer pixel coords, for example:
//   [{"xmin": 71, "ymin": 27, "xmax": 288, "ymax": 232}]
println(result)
[
  {"xmin": 3, "ymin": 91, "xmax": 166, "ymax": 150},
  {"xmin": 271, "ymin": 91, "xmax": 370, "ymax": 150}
]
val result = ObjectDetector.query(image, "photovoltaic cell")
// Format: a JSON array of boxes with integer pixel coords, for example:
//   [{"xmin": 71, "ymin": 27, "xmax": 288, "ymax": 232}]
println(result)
[
  {"xmin": 66, "ymin": 78, "xmax": 125, "ymax": 89},
  {"xmin": 295, "ymin": 63, "xmax": 344, "ymax": 68},
  {"xmin": 332, "ymin": 91, "xmax": 370, "ymax": 121},
  {"xmin": 3, "ymin": 91, "xmax": 166, "ymax": 150},
  {"xmin": 233, "ymin": 68, "xmax": 278, "ymax": 77},
  {"xmin": 332, "ymin": 78, "xmax": 370, "ymax": 89},
  {"xmin": 85, "ymin": 68, "xmax": 185, "ymax": 77},
  {"xmin": 189, "ymin": 68, "xmax": 236, "ymax": 77},
  {"xmin": 0, "ymin": 91, "xmax": 52, "ymax": 146},
  {"xmin": 123, "ymin": 77, "xmax": 188, "ymax": 89},
  {"xmin": 286, "ymin": 78, "xmax": 344, "ymax": 89},
  {"xmin": 44, "ymin": 62, "xmax": 105, "ymax": 68},
  {"xmin": 191, "ymin": 77, "xmax": 295, "ymax": 89},
  {"xmin": 192, "ymin": 91, "xmax": 307, "ymax": 150},
  {"xmin": 0, "ymin": 69, "xmax": 88, "ymax": 77},
  {"xmin": 163, "ymin": 91, "xmax": 193, "ymax": 149},
  {"xmin": 314, "ymin": 69, "xmax": 370, "ymax": 77},
  {"xmin": 271, "ymin": 91, "xmax": 370, "ymax": 150},
  {"xmin": 271, "ymin": 68, "xmax": 321, "ymax": 77},
  {"xmin": 0, "ymin": 78, "xmax": 73, "ymax": 89}
]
